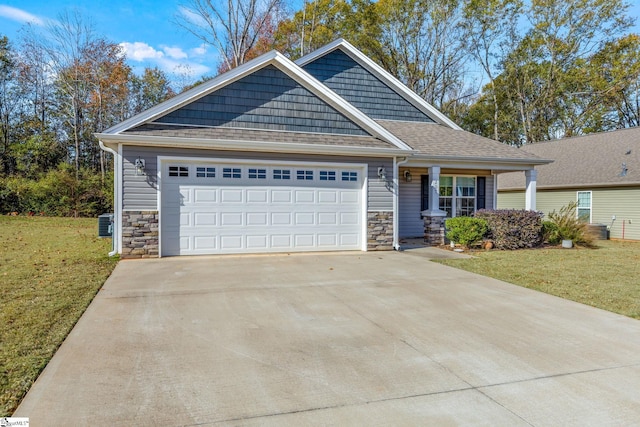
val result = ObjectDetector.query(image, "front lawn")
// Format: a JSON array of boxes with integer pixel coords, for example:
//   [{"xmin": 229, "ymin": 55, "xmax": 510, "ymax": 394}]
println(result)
[
  {"xmin": 0, "ymin": 216, "xmax": 118, "ymax": 416},
  {"xmin": 435, "ymin": 240, "xmax": 640, "ymax": 319}
]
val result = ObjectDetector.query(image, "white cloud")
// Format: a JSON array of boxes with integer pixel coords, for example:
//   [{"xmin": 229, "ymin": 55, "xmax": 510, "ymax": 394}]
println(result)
[
  {"xmin": 190, "ymin": 43, "xmax": 208, "ymax": 56},
  {"xmin": 119, "ymin": 42, "xmax": 164, "ymax": 62},
  {"xmin": 0, "ymin": 5, "xmax": 45, "ymax": 25},
  {"xmin": 161, "ymin": 45, "xmax": 188, "ymax": 60},
  {"xmin": 120, "ymin": 40, "xmax": 212, "ymax": 82}
]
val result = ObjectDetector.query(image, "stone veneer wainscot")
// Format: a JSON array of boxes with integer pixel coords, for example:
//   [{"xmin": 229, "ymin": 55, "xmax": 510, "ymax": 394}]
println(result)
[
  {"xmin": 367, "ymin": 212, "xmax": 393, "ymax": 250},
  {"xmin": 121, "ymin": 211, "xmax": 159, "ymax": 258}
]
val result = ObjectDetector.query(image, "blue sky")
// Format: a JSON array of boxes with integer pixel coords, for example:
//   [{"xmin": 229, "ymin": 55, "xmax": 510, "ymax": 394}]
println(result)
[
  {"xmin": 2, "ymin": 1, "xmax": 640, "ymax": 85},
  {"xmin": 0, "ymin": 0, "xmax": 220, "ymax": 83}
]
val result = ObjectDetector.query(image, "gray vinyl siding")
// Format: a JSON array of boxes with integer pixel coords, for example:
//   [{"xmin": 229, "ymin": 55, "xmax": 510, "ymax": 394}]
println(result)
[
  {"xmin": 399, "ymin": 178, "xmax": 423, "ymax": 238},
  {"xmin": 154, "ymin": 65, "xmax": 367, "ymax": 136},
  {"xmin": 121, "ymin": 146, "xmax": 393, "ymax": 212},
  {"xmin": 302, "ymin": 50, "xmax": 435, "ymax": 123},
  {"xmin": 498, "ymin": 187, "xmax": 640, "ymax": 240},
  {"xmin": 486, "ymin": 175, "xmax": 496, "ymax": 210}
]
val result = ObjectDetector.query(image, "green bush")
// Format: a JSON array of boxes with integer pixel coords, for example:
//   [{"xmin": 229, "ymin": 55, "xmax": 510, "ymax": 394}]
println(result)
[
  {"xmin": 0, "ymin": 163, "xmax": 112, "ymax": 217},
  {"xmin": 475, "ymin": 209, "xmax": 544, "ymax": 250},
  {"xmin": 547, "ymin": 202, "xmax": 594, "ymax": 246},
  {"xmin": 542, "ymin": 220, "xmax": 560, "ymax": 244},
  {"xmin": 445, "ymin": 216, "xmax": 489, "ymax": 247}
]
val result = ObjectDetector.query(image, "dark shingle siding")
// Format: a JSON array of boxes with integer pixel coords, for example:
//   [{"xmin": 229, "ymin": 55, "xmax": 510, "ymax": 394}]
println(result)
[
  {"xmin": 155, "ymin": 65, "xmax": 367, "ymax": 136},
  {"xmin": 303, "ymin": 49, "xmax": 434, "ymax": 123}
]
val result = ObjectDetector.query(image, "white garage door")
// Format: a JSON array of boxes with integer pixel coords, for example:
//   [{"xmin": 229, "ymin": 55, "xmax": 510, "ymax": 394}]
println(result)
[{"xmin": 160, "ymin": 160, "xmax": 365, "ymax": 256}]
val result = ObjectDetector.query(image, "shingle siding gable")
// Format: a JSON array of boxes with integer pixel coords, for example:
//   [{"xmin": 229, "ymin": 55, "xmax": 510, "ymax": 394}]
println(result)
[
  {"xmin": 302, "ymin": 49, "xmax": 434, "ymax": 123},
  {"xmin": 153, "ymin": 65, "xmax": 368, "ymax": 136}
]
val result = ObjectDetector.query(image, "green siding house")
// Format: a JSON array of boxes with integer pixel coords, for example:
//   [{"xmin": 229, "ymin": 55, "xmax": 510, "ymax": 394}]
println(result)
[{"xmin": 498, "ymin": 128, "xmax": 640, "ymax": 240}]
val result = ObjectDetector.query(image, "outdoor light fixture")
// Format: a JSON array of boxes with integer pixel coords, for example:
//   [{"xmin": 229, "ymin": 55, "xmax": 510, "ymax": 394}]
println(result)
[
  {"xmin": 378, "ymin": 166, "xmax": 387, "ymax": 181},
  {"xmin": 135, "ymin": 157, "xmax": 146, "ymax": 176},
  {"xmin": 404, "ymin": 170, "xmax": 412, "ymax": 182}
]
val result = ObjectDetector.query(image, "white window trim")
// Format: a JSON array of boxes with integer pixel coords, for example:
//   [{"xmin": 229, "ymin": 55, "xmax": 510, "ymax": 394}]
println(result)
[
  {"xmin": 576, "ymin": 190, "xmax": 592, "ymax": 223},
  {"xmin": 439, "ymin": 175, "xmax": 477, "ymax": 218}
]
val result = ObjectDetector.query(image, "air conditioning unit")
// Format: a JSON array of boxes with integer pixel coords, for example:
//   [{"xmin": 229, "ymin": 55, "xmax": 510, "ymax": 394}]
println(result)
[{"xmin": 98, "ymin": 213, "xmax": 114, "ymax": 238}]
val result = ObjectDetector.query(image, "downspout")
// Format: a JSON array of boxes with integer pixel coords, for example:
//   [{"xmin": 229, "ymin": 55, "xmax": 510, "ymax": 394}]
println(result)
[
  {"xmin": 393, "ymin": 157, "xmax": 410, "ymax": 250},
  {"xmin": 99, "ymin": 140, "xmax": 119, "ymax": 257}
]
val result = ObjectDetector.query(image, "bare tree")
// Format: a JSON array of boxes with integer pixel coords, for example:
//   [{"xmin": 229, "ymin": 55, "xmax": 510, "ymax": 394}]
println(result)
[{"xmin": 176, "ymin": 0, "xmax": 284, "ymax": 72}]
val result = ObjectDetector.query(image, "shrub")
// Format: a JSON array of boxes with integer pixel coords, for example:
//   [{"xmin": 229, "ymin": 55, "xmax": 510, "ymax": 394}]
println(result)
[
  {"xmin": 542, "ymin": 220, "xmax": 560, "ymax": 244},
  {"xmin": 547, "ymin": 202, "xmax": 595, "ymax": 246},
  {"xmin": 475, "ymin": 209, "xmax": 544, "ymax": 250},
  {"xmin": 445, "ymin": 216, "xmax": 489, "ymax": 247}
]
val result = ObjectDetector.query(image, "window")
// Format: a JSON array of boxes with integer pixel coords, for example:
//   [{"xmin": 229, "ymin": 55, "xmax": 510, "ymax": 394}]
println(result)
[
  {"xmin": 248, "ymin": 168, "xmax": 266, "ymax": 179},
  {"xmin": 169, "ymin": 166, "xmax": 189, "ymax": 177},
  {"xmin": 223, "ymin": 167, "xmax": 241, "ymax": 178},
  {"xmin": 273, "ymin": 169, "xmax": 291, "ymax": 180},
  {"xmin": 577, "ymin": 191, "xmax": 592, "ymax": 222},
  {"xmin": 455, "ymin": 177, "xmax": 476, "ymax": 217},
  {"xmin": 342, "ymin": 171, "xmax": 358, "ymax": 182},
  {"xmin": 422, "ymin": 175, "xmax": 478, "ymax": 218},
  {"xmin": 196, "ymin": 167, "xmax": 215, "ymax": 178},
  {"xmin": 319, "ymin": 171, "xmax": 336, "ymax": 181},
  {"xmin": 297, "ymin": 170, "xmax": 313, "ymax": 180}
]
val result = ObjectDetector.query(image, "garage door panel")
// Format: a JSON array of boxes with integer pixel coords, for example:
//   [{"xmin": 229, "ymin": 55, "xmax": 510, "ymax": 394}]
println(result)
[
  {"xmin": 294, "ymin": 234, "xmax": 315, "ymax": 247},
  {"xmin": 318, "ymin": 212, "xmax": 337, "ymax": 225},
  {"xmin": 295, "ymin": 190, "xmax": 315, "ymax": 203},
  {"xmin": 161, "ymin": 162, "xmax": 364, "ymax": 256},
  {"xmin": 318, "ymin": 191, "xmax": 337, "ymax": 203},
  {"xmin": 271, "ymin": 190, "xmax": 292, "ymax": 203},
  {"xmin": 221, "ymin": 212, "xmax": 243, "ymax": 226},
  {"xmin": 340, "ymin": 212, "xmax": 359, "ymax": 225},
  {"xmin": 194, "ymin": 236, "xmax": 217, "ymax": 250},
  {"xmin": 295, "ymin": 212, "xmax": 315, "ymax": 225},
  {"xmin": 246, "ymin": 189, "xmax": 268, "ymax": 203},
  {"xmin": 317, "ymin": 234, "xmax": 337, "ymax": 246},
  {"xmin": 220, "ymin": 235, "xmax": 243, "ymax": 250},
  {"xmin": 340, "ymin": 191, "xmax": 359, "ymax": 204},
  {"xmin": 246, "ymin": 235, "xmax": 268, "ymax": 249},
  {"xmin": 271, "ymin": 235, "xmax": 292, "ymax": 248},
  {"xmin": 194, "ymin": 189, "xmax": 217, "ymax": 203},
  {"xmin": 246, "ymin": 212, "xmax": 268, "ymax": 226},
  {"xmin": 221, "ymin": 189, "xmax": 243, "ymax": 203},
  {"xmin": 271, "ymin": 212, "xmax": 292, "ymax": 225}
]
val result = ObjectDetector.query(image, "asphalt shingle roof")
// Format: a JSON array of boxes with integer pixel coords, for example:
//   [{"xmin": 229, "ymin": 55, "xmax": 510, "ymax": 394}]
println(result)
[
  {"xmin": 376, "ymin": 120, "xmax": 545, "ymax": 162},
  {"xmin": 124, "ymin": 123, "xmax": 394, "ymax": 149},
  {"xmin": 498, "ymin": 128, "xmax": 640, "ymax": 190}
]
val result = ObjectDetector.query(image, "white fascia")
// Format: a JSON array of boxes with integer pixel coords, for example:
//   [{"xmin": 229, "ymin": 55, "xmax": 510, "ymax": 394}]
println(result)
[
  {"xmin": 95, "ymin": 133, "xmax": 408, "ymax": 158},
  {"xmin": 296, "ymin": 39, "xmax": 462, "ymax": 131},
  {"xmin": 405, "ymin": 156, "xmax": 552, "ymax": 170}
]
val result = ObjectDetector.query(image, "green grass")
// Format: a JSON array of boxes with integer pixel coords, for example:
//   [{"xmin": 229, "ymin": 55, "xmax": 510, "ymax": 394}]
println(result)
[
  {"xmin": 0, "ymin": 216, "xmax": 118, "ymax": 416},
  {"xmin": 435, "ymin": 240, "xmax": 640, "ymax": 319}
]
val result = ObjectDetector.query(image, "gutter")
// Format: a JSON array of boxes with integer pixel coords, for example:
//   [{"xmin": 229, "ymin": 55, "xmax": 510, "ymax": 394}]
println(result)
[
  {"xmin": 393, "ymin": 157, "xmax": 410, "ymax": 250},
  {"xmin": 99, "ymin": 140, "xmax": 119, "ymax": 257}
]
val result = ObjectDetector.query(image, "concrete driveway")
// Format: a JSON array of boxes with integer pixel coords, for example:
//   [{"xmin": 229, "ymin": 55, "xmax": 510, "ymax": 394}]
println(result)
[{"xmin": 15, "ymin": 250, "xmax": 640, "ymax": 426}]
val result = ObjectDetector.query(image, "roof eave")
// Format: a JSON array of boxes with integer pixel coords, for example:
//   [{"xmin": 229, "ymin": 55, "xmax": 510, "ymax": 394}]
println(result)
[{"xmin": 95, "ymin": 133, "xmax": 408, "ymax": 158}]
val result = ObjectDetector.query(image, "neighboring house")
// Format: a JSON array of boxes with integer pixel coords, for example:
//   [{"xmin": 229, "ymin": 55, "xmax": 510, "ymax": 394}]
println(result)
[
  {"xmin": 98, "ymin": 39, "xmax": 548, "ymax": 258},
  {"xmin": 497, "ymin": 128, "xmax": 640, "ymax": 240}
]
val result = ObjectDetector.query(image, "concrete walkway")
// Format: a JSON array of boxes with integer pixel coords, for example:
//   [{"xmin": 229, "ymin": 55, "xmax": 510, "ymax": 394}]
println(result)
[{"xmin": 15, "ymin": 251, "xmax": 640, "ymax": 426}]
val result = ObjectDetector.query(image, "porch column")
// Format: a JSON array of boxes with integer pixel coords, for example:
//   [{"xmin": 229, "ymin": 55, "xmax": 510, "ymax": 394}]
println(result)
[
  {"xmin": 525, "ymin": 169, "xmax": 537, "ymax": 211},
  {"xmin": 421, "ymin": 166, "xmax": 447, "ymax": 246}
]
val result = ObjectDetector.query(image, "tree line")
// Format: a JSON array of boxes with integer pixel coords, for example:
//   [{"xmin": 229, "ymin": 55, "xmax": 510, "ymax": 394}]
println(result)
[{"xmin": 1, "ymin": 0, "xmax": 639, "ymax": 215}]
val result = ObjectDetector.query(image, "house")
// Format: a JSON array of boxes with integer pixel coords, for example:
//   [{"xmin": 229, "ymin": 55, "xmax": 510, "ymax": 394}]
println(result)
[
  {"xmin": 497, "ymin": 127, "xmax": 640, "ymax": 240},
  {"xmin": 97, "ymin": 39, "xmax": 548, "ymax": 258}
]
